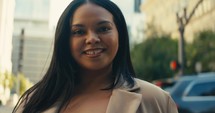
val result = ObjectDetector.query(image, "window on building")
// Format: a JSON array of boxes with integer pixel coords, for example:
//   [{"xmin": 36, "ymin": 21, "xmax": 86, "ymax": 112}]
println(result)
[{"xmin": 134, "ymin": 0, "xmax": 141, "ymax": 13}]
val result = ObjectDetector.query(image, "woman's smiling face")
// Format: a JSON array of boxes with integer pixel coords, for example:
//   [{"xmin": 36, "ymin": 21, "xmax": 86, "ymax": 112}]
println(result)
[{"xmin": 70, "ymin": 3, "xmax": 119, "ymax": 71}]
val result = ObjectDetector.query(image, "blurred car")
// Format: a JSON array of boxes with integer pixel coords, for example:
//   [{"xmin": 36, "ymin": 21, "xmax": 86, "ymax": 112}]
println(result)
[
  {"xmin": 170, "ymin": 72, "xmax": 215, "ymax": 113},
  {"xmin": 153, "ymin": 77, "xmax": 177, "ymax": 92}
]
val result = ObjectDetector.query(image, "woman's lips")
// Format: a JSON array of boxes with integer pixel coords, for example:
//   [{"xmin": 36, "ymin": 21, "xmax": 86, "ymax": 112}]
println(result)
[{"xmin": 83, "ymin": 48, "xmax": 105, "ymax": 58}]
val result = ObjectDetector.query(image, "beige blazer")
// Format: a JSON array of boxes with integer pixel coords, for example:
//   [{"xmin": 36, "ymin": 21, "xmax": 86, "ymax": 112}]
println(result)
[{"xmin": 16, "ymin": 78, "xmax": 178, "ymax": 113}]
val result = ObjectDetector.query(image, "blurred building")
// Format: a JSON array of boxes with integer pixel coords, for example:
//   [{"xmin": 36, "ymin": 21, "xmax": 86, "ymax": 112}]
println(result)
[
  {"xmin": 49, "ymin": 0, "xmax": 72, "ymax": 29},
  {"xmin": 12, "ymin": 36, "xmax": 53, "ymax": 83},
  {"xmin": 0, "ymin": 0, "xmax": 15, "ymax": 105},
  {"xmin": 141, "ymin": 0, "xmax": 215, "ymax": 42},
  {"xmin": 112, "ymin": 0, "xmax": 145, "ymax": 45},
  {"xmin": 0, "ymin": 0, "xmax": 15, "ymax": 74},
  {"xmin": 134, "ymin": 0, "xmax": 142, "ymax": 13},
  {"xmin": 12, "ymin": 0, "xmax": 54, "ymax": 83}
]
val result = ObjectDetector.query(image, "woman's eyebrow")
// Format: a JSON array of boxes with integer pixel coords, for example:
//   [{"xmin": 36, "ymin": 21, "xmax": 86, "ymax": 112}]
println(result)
[
  {"xmin": 71, "ymin": 21, "xmax": 113, "ymax": 28},
  {"xmin": 71, "ymin": 24, "xmax": 84, "ymax": 27},
  {"xmin": 97, "ymin": 21, "xmax": 113, "ymax": 26}
]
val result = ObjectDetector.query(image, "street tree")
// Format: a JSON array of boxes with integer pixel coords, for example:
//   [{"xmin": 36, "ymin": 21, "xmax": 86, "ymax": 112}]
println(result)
[
  {"xmin": 176, "ymin": 0, "xmax": 203, "ymax": 75},
  {"xmin": 131, "ymin": 35, "xmax": 177, "ymax": 81}
]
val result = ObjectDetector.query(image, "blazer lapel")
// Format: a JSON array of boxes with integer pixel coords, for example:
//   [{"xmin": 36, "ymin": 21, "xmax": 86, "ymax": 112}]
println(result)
[
  {"xmin": 43, "ymin": 80, "xmax": 142, "ymax": 113},
  {"xmin": 106, "ymin": 82, "xmax": 142, "ymax": 113}
]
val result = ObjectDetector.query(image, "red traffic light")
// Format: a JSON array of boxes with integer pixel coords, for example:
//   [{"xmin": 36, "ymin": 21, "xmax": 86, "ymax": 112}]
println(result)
[{"xmin": 170, "ymin": 60, "xmax": 179, "ymax": 70}]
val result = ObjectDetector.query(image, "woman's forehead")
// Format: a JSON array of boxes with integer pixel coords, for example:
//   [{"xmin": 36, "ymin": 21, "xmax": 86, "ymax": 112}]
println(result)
[{"xmin": 71, "ymin": 3, "xmax": 114, "ymax": 25}]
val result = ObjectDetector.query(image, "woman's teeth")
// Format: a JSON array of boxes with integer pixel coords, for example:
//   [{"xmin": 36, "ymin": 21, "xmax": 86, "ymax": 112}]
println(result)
[{"xmin": 85, "ymin": 49, "xmax": 102, "ymax": 55}]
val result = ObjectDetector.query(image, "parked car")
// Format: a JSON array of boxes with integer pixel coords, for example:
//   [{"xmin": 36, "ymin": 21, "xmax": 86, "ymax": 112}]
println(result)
[{"xmin": 170, "ymin": 72, "xmax": 215, "ymax": 113}]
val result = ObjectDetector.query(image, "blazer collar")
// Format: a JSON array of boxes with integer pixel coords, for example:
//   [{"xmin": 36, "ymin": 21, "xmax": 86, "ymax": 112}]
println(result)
[
  {"xmin": 44, "ymin": 79, "xmax": 142, "ymax": 113},
  {"xmin": 117, "ymin": 79, "xmax": 140, "ymax": 91},
  {"xmin": 106, "ymin": 79, "xmax": 142, "ymax": 113}
]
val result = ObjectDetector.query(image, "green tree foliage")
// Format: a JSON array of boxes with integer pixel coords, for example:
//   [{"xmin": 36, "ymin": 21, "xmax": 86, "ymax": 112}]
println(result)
[
  {"xmin": 0, "ymin": 72, "xmax": 15, "ymax": 89},
  {"xmin": 16, "ymin": 73, "xmax": 33, "ymax": 95},
  {"xmin": 131, "ymin": 36, "xmax": 178, "ymax": 81},
  {"xmin": 4, "ymin": 73, "xmax": 33, "ymax": 95},
  {"xmin": 186, "ymin": 30, "xmax": 215, "ymax": 73}
]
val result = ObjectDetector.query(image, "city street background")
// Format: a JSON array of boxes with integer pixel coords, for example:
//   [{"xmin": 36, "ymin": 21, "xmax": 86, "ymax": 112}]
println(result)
[{"xmin": 0, "ymin": 0, "xmax": 215, "ymax": 112}]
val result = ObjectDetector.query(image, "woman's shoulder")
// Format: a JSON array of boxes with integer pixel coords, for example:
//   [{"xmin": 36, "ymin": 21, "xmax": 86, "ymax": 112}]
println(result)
[
  {"xmin": 134, "ymin": 78, "xmax": 164, "ymax": 90},
  {"xmin": 133, "ymin": 78, "xmax": 178, "ymax": 113},
  {"xmin": 134, "ymin": 78, "xmax": 171, "ymax": 101}
]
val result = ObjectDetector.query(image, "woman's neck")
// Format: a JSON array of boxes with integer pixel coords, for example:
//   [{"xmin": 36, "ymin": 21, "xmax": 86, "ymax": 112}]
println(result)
[{"xmin": 77, "ymin": 66, "xmax": 113, "ymax": 93}]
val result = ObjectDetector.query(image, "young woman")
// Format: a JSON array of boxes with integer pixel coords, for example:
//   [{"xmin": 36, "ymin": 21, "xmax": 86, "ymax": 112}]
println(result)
[{"xmin": 13, "ymin": 0, "xmax": 178, "ymax": 113}]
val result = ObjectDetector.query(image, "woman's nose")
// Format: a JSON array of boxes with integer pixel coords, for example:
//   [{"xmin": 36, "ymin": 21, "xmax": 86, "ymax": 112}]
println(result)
[{"xmin": 85, "ymin": 31, "xmax": 100, "ymax": 44}]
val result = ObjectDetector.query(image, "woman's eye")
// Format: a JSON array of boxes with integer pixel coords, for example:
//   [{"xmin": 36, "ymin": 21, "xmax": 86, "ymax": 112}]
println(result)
[
  {"xmin": 71, "ymin": 30, "xmax": 85, "ymax": 36},
  {"xmin": 98, "ymin": 27, "xmax": 111, "ymax": 33}
]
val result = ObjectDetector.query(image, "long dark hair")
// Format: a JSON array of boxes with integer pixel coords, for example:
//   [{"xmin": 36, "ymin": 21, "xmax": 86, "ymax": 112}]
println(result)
[{"xmin": 13, "ymin": 0, "xmax": 135, "ymax": 112}]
